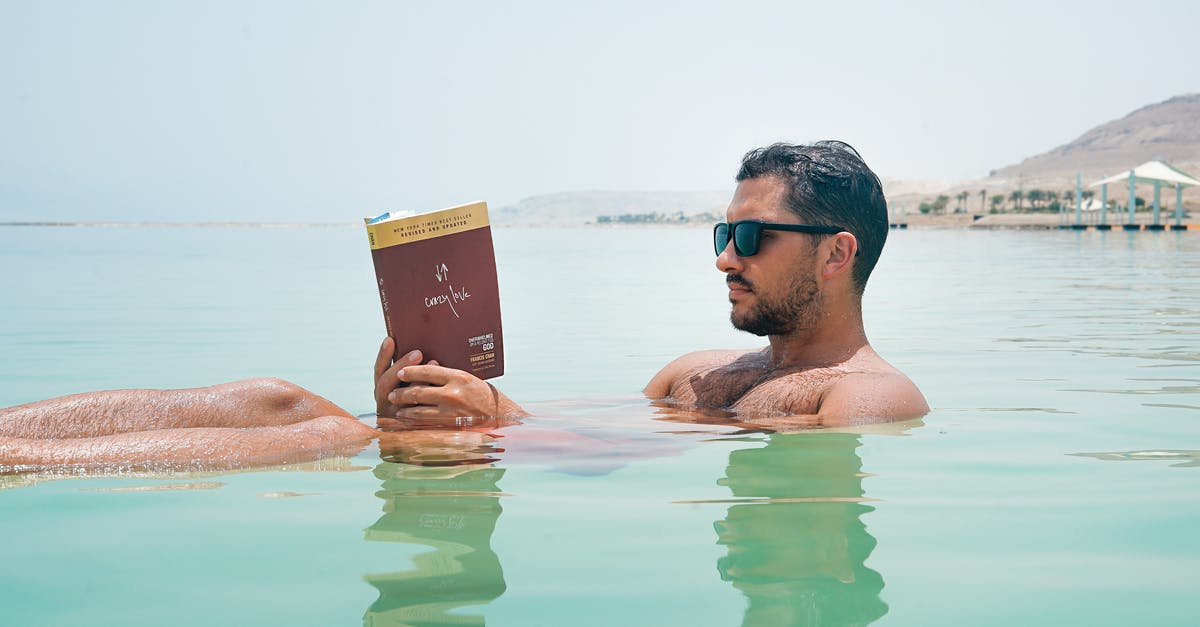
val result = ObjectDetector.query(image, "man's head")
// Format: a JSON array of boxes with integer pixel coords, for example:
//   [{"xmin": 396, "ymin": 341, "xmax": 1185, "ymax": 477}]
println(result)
[
  {"xmin": 735, "ymin": 141, "xmax": 888, "ymax": 295},
  {"xmin": 718, "ymin": 176, "xmax": 827, "ymax": 336}
]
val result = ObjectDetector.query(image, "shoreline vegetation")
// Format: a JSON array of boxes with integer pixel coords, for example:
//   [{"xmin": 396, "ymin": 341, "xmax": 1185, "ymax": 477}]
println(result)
[
  {"xmin": 582, "ymin": 203, "xmax": 1196, "ymax": 229},
  {"xmin": 1, "ymin": 209, "xmax": 1196, "ymax": 231}
]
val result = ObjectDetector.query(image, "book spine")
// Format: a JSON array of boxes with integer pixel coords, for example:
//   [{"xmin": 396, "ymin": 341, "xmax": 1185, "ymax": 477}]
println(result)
[{"xmin": 370, "ymin": 249, "xmax": 396, "ymax": 349}]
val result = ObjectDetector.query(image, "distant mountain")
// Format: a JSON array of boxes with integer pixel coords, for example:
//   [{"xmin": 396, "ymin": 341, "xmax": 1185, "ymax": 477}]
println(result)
[
  {"xmin": 493, "ymin": 190, "xmax": 732, "ymax": 226},
  {"xmin": 497, "ymin": 179, "xmax": 969, "ymax": 226},
  {"xmin": 497, "ymin": 95, "xmax": 1200, "ymax": 225},
  {"xmin": 989, "ymin": 93, "xmax": 1200, "ymax": 182}
]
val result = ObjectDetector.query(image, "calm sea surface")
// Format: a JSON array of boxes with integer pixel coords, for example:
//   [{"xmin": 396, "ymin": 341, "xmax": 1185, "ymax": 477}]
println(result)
[{"xmin": 1, "ymin": 225, "xmax": 1198, "ymax": 625}]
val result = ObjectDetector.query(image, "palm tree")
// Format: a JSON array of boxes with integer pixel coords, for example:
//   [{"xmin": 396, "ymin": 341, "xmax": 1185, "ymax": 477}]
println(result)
[
  {"xmin": 933, "ymin": 195, "xmax": 950, "ymax": 214},
  {"xmin": 1009, "ymin": 190, "xmax": 1024, "ymax": 212},
  {"xmin": 990, "ymin": 194, "xmax": 1005, "ymax": 213},
  {"xmin": 1028, "ymin": 189, "xmax": 1045, "ymax": 210},
  {"xmin": 979, "ymin": 189, "xmax": 987, "ymax": 214}
]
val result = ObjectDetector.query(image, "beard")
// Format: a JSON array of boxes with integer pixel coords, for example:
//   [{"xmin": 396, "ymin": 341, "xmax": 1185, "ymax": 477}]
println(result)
[{"xmin": 729, "ymin": 272, "xmax": 823, "ymax": 337}]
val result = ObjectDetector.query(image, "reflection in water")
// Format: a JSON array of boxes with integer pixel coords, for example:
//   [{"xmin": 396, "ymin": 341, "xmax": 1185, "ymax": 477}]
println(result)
[
  {"xmin": 359, "ymin": 422, "xmax": 894, "ymax": 625},
  {"xmin": 0, "ymin": 456, "xmax": 369, "ymax": 491},
  {"xmin": 1070, "ymin": 449, "xmax": 1200, "ymax": 468},
  {"xmin": 715, "ymin": 433, "xmax": 887, "ymax": 626},
  {"xmin": 362, "ymin": 462, "xmax": 507, "ymax": 626}
]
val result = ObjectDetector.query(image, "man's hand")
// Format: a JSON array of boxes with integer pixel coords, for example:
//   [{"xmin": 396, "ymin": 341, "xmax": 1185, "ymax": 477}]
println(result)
[
  {"xmin": 373, "ymin": 337, "xmax": 426, "ymax": 417},
  {"xmin": 374, "ymin": 337, "xmax": 528, "ymax": 421},
  {"xmin": 389, "ymin": 363, "xmax": 504, "ymax": 420}
]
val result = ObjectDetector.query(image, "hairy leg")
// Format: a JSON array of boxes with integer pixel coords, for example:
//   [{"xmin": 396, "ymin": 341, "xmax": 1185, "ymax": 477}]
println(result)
[
  {"xmin": 0, "ymin": 378, "xmax": 352, "ymax": 439},
  {"xmin": 1, "ymin": 415, "xmax": 378, "ymax": 471}
]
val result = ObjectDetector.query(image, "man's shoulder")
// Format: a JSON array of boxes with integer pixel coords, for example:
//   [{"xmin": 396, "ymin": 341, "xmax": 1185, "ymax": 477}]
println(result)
[
  {"xmin": 678, "ymin": 348, "xmax": 757, "ymax": 365},
  {"xmin": 643, "ymin": 348, "xmax": 759, "ymax": 398},
  {"xmin": 819, "ymin": 364, "xmax": 928, "ymax": 426},
  {"xmin": 666, "ymin": 348, "xmax": 762, "ymax": 373}
]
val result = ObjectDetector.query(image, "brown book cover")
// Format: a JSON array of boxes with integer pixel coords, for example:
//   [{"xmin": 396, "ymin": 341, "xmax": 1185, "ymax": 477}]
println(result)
[{"xmin": 364, "ymin": 201, "xmax": 504, "ymax": 379}]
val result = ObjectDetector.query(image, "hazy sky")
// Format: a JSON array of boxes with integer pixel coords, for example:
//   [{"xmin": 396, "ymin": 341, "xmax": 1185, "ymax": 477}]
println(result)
[{"xmin": 2, "ymin": 0, "xmax": 1198, "ymax": 221}]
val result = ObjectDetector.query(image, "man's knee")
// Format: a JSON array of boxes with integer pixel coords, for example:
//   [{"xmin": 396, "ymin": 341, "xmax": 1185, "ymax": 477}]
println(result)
[
  {"xmin": 237, "ymin": 377, "xmax": 307, "ymax": 405},
  {"xmin": 232, "ymin": 378, "xmax": 352, "ymax": 421}
]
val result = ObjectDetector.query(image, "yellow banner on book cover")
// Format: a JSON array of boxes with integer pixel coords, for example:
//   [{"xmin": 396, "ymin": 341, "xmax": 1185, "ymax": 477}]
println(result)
[{"xmin": 365, "ymin": 201, "xmax": 491, "ymax": 250}]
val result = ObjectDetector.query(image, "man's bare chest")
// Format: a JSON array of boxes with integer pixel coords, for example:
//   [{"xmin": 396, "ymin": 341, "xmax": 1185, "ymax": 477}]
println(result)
[{"xmin": 669, "ymin": 363, "xmax": 844, "ymax": 416}]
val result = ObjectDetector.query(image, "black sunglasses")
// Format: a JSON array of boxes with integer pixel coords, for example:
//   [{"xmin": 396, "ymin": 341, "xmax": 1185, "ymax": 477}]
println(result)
[{"xmin": 713, "ymin": 220, "xmax": 846, "ymax": 257}]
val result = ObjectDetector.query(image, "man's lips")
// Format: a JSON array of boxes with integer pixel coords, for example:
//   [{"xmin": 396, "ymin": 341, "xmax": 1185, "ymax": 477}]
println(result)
[{"xmin": 726, "ymin": 276, "xmax": 753, "ymax": 298}]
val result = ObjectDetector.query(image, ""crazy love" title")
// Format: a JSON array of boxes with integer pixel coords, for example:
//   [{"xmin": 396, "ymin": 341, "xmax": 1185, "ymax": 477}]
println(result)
[{"xmin": 424, "ymin": 262, "xmax": 470, "ymax": 318}]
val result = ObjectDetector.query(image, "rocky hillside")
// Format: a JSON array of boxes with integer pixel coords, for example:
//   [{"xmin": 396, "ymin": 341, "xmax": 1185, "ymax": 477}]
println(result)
[
  {"xmin": 882, "ymin": 94, "xmax": 1200, "ymax": 215},
  {"xmin": 497, "ymin": 95, "xmax": 1200, "ymax": 225},
  {"xmin": 990, "ymin": 93, "xmax": 1200, "ymax": 183}
]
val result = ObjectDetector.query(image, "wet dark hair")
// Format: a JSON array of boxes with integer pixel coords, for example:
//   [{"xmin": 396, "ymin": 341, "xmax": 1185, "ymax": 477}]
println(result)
[{"xmin": 736, "ymin": 141, "xmax": 888, "ymax": 294}]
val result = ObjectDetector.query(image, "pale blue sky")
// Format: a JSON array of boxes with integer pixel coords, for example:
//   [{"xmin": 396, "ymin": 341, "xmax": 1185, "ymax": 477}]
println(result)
[{"xmin": 2, "ymin": 0, "xmax": 1198, "ymax": 221}]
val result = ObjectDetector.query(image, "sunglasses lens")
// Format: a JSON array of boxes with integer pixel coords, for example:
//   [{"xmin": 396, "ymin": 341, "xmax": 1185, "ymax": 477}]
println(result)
[
  {"xmin": 734, "ymin": 222, "xmax": 759, "ymax": 256},
  {"xmin": 714, "ymin": 223, "xmax": 730, "ymax": 256}
]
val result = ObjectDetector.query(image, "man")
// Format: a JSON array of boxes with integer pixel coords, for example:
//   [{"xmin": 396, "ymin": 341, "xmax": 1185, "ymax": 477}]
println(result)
[
  {"xmin": 1, "ymin": 141, "xmax": 925, "ymax": 470},
  {"xmin": 379, "ymin": 141, "xmax": 927, "ymax": 429}
]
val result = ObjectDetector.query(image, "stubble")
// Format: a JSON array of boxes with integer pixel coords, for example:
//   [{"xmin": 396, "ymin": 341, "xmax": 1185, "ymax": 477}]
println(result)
[{"xmin": 729, "ymin": 269, "xmax": 823, "ymax": 337}]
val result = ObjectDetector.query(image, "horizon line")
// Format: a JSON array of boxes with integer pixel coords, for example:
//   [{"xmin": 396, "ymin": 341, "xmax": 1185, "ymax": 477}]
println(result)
[{"xmin": 0, "ymin": 221, "xmax": 363, "ymax": 229}]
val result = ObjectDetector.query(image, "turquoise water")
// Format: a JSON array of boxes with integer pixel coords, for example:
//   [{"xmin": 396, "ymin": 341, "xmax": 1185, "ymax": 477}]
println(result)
[{"xmin": 1, "ymin": 226, "xmax": 1198, "ymax": 625}]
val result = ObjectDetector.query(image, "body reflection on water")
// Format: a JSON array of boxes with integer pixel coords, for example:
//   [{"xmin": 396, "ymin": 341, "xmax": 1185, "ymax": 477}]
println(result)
[
  {"xmin": 360, "ymin": 416, "xmax": 894, "ymax": 626},
  {"xmin": 714, "ymin": 433, "xmax": 887, "ymax": 626},
  {"xmin": 363, "ymin": 432, "xmax": 508, "ymax": 627}
]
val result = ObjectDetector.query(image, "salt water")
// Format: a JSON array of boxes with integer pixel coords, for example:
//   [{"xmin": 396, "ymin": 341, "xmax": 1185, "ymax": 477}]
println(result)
[{"xmin": 1, "ymin": 225, "xmax": 1197, "ymax": 625}]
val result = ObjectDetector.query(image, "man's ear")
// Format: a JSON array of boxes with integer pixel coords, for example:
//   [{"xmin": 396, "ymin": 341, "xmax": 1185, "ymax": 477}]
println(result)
[{"xmin": 820, "ymin": 232, "xmax": 858, "ymax": 280}]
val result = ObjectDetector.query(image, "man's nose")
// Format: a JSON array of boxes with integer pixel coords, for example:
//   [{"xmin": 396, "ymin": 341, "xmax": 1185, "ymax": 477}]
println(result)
[{"xmin": 716, "ymin": 241, "xmax": 743, "ymax": 274}]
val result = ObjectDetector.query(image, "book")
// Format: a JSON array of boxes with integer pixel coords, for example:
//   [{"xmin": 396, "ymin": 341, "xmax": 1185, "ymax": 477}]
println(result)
[{"xmin": 364, "ymin": 201, "xmax": 504, "ymax": 379}]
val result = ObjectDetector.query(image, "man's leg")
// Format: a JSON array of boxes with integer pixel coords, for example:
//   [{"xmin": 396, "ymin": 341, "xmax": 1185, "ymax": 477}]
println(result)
[
  {"xmin": 0, "ymin": 378, "xmax": 377, "ymax": 470},
  {"xmin": 0, "ymin": 378, "xmax": 352, "ymax": 439},
  {"xmin": 2, "ymin": 416, "xmax": 376, "ymax": 469}
]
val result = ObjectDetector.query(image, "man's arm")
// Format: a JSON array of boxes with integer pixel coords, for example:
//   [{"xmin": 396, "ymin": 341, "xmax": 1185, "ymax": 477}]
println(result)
[{"xmin": 644, "ymin": 357, "xmax": 686, "ymax": 399}]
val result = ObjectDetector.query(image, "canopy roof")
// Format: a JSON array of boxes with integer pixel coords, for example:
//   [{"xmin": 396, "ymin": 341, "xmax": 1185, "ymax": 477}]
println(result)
[{"xmin": 1090, "ymin": 160, "xmax": 1200, "ymax": 188}]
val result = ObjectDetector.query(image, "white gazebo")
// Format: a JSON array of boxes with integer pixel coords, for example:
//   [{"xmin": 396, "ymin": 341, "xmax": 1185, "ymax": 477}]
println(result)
[{"xmin": 1087, "ymin": 160, "xmax": 1200, "ymax": 229}]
